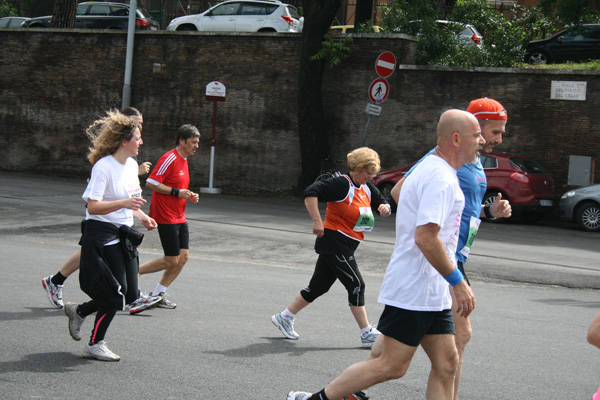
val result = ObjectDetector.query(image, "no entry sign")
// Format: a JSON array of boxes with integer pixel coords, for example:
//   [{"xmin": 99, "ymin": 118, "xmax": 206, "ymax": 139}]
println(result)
[
  {"xmin": 368, "ymin": 78, "xmax": 389, "ymax": 104},
  {"xmin": 375, "ymin": 51, "xmax": 396, "ymax": 78}
]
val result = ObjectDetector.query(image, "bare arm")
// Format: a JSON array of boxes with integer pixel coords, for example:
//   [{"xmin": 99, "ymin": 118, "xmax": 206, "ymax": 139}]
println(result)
[
  {"xmin": 87, "ymin": 197, "xmax": 146, "ymax": 215},
  {"xmin": 390, "ymin": 176, "xmax": 406, "ymax": 204},
  {"xmin": 304, "ymin": 196, "xmax": 324, "ymax": 237},
  {"xmin": 414, "ymin": 223, "xmax": 476, "ymax": 318},
  {"xmin": 133, "ymin": 209, "xmax": 157, "ymax": 231},
  {"xmin": 146, "ymin": 181, "xmax": 199, "ymax": 203}
]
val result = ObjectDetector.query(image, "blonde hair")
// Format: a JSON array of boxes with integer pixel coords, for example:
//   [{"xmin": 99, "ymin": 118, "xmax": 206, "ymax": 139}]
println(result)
[
  {"xmin": 86, "ymin": 110, "xmax": 140, "ymax": 166},
  {"xmin": 347, "ymin": 147, "xmax": 381, "ymax": 174}
]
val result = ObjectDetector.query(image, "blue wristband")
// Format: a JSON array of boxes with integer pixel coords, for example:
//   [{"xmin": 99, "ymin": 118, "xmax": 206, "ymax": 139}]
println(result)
[{"xmin": 444, "ymin": 267, "xmax": 464, "ymax": 286}]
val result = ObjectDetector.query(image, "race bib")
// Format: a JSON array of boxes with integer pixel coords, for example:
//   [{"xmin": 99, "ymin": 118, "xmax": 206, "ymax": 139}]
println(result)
[
  {"xmin": 354, "ymin": 207, "xmax": 374, "ymax": 232},
  {"xmin": 459, "ymin": 216, "xmax": 481, "ymax": 257}
]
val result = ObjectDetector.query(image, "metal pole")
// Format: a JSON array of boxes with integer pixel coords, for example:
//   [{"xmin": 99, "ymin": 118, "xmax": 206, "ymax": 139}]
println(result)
[
  {"xmin": 122, "ymin": 0, "xmax": 137, "ymax": 108},
  {"xmin": 200, "ymin": 101, "xmax": 222, "ymax": 194},
  {"xmin": 361, "ymin": 115, "xmax": 371, "ymax": 147}
]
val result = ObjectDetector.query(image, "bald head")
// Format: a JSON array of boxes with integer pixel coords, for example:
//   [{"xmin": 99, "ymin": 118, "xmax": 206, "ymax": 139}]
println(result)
[
  {"xmin": 435, "ymin": 109, "xmax": 484, "ymax": 169},
  {"xmin": 437, "ymin": 109, "xmax": 479, "ymax": 142}
]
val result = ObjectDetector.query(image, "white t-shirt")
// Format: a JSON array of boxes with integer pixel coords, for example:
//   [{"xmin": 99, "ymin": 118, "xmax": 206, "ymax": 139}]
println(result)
[
  {"xmin": 82, "ymin": 155, "xmax": 141, "ymax": 228},
  {"xmin": 378, "ymin": 155, "xmax": 464, "ymax": 312}
]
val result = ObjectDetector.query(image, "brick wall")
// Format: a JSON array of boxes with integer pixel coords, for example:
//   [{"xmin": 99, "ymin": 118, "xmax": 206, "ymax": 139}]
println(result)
[{"xmin": 1, "ymin": 28, "xmax": 599, "ymax": 197}]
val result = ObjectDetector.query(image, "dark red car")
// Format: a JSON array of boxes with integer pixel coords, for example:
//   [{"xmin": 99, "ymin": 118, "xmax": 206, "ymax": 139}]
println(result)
[{"xmin": 371, "ymin": 153, "xmax": 556, "ymax": 222}]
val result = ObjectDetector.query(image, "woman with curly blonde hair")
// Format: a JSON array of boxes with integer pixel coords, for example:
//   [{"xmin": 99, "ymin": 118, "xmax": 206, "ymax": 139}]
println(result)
[{"xmin": 63, "ymin": 110, "xmax": 157, "ymax": 361}]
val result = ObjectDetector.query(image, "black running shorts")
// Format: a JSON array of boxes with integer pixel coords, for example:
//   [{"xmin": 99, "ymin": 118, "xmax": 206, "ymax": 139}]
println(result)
[
  {"xmin": 377, "ymin": 305, "xmax": 455, "ymax": 347},
  {"xmin": 157, "ymin": 222, "xmax": 189, "ymax": 256}
]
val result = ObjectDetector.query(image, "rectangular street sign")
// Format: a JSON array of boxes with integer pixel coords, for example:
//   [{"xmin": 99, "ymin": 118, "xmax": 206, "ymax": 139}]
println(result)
[{"xmin": 365, "ymin": 103, "xmax": 382, "ymax": 116}]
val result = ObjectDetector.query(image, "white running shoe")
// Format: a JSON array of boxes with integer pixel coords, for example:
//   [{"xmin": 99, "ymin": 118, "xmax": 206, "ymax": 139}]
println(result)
[
  {"xmin": 271, "ymin": 312, "xmax": 299, "ymax": 340},
  {"xmin": 155, "ymin": 292, "xmax": 177, "ymax": 309},
  {"xmin": 42, "ymin": 276, "xmax": 64, "ymax": 309},
  {"xmin": 287, "ymin": 391, "xmax": 312, "ymax": 400},
  {"xmin": 64, "ymin": 302, "xmax": 85, "ymax": 341},
  {"xmin": 360, "ymin": 326, "xmax": 381, "ymax": 348},
  {"xmin": 82, "ymin": 340, "xmax": 120, "ymax": 362},
  {"xmin": 129, "ymin": 293, "xmax": 161, "ymax": 315}
]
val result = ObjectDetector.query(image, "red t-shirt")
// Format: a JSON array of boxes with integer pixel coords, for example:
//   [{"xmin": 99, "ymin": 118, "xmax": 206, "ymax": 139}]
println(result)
[{"xmin": 147, "ymin": 149, "xmax": 190, "ymax": 224}]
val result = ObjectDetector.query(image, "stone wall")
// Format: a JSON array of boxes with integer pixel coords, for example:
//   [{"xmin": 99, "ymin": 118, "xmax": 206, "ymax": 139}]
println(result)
[{"xmin": 1, "ymin": 28, "xmax": 599, "ymax": 197}]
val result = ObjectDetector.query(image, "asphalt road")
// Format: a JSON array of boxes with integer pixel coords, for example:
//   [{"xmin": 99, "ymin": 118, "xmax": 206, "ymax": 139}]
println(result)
[{"xmin": 1, "ymin": 172, "xmax": 599, "ymax": 399}]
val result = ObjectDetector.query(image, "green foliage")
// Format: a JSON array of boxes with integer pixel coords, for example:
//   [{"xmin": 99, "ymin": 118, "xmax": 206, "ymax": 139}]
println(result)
[
  {"xmin": 511, "ymin": 4, "xmax": 557, "ymax": 41},
  {"xmin": 1, "ymin": 0, "xmax": 18, "ymax": 17},
  {"xmin": 450, "ymin": 0, "xmax": 527, "ymax": 67},
  {"xmin": 310, "ymin": 32, "xmax": 353, "ymax": 68},
  {"xmin": 380, "ymin": 0, "xmax": 456, "ymax": 65},
  {"xmin": 355, "ymin": 21, "xmax": 377, "ymax": 33}
]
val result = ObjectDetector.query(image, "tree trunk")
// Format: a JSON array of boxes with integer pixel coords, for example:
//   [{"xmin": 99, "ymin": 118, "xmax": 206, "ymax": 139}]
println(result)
[
  {"xmin": 51, "ymin": 0, "xmax": 77, "ymax": 28},
  {"xmin": 296, "ymin": 0, "xmax": 342, "ymax": 192}
]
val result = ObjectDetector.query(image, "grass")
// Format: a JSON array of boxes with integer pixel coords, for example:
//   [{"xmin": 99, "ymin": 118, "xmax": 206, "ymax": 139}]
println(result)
[{"xmin": 520, "ymin": 60, "xmax": 600, "ymax": 70}]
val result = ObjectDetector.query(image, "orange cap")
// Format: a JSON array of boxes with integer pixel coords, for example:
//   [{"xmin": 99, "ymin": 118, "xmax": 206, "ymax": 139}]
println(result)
[{"xmin": 467, "ymin": 98, "xmax": 507, "ymax": 120}]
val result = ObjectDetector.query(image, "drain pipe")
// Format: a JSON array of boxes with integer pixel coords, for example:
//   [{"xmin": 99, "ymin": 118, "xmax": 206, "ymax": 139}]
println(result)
[{"xmin": 122, "ymin": 0, "xmax": 137, "ymax": 108}]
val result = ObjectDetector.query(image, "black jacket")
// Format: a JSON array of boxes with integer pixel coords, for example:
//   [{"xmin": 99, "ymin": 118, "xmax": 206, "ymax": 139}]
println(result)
[{"xmin": 79, "ymin": 219, "xmax": 144, "ymax": 310}]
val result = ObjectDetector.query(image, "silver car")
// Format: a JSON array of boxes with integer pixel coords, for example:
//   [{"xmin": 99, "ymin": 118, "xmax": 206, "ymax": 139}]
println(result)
[
  {"xmin": 166, "ymin": 0, "xmax": 302, "ymax": 33},
  {"xmin": 560, "ymin": 184, "xmax": 600, "ymax": 232}
]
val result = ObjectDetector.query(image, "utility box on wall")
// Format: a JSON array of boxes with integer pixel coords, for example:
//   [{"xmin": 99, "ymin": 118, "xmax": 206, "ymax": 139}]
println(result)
[{"xmin": 568, "ymin": 155, "xmax": 593, "ymax": 186}]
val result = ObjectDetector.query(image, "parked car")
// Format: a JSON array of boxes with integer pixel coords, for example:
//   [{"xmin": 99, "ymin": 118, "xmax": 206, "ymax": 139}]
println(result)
[
  {"xmin": 371, "ymin": 153, "xmax": 555, "ymax": 222},
  {"xmin": 436, "ymin": 20, "xmax": 483, "ymax": 48},
  {"xmin": 559, "ymin": 184, "xmax": 600, "ymax": 232},
  {"xmin": 21, "ymin": 1, "xmax": 159, "ymax": 30},
  {"xmin": 525, "ymin": 23, "xmax": 600, "ymax": 64},
  {"xmin": 166, "ymin": 0, "xmax": 302, "ymax": 33},
  {"xmin": 329, "ymin": 25, "xmax": 383, "ymax": 34},
  {"xmin": 394, "ymin": 20, "xmax": 483, "ymax": 48},
  {"xmin": 0, "ymin": 16, "xmax": 29, "ymax": 28}
]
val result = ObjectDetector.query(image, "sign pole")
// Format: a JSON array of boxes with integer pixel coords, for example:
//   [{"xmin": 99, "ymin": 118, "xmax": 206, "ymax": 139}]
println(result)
[
  {"xmin": 361, "ymin": 115, "xmax": 372, "ymax": 147},
  {"xmin": 201, "ymin": 81, "xmax": 226, "ymax": 195},
  {"xmin": 207, "ymin": 101, "xmax": 217, "ymax": 190}
]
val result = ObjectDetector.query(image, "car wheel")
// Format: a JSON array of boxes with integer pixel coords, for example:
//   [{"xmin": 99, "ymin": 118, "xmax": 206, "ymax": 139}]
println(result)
[
  {"xmin": 575, "ymin": 202, "xmax": 600, "ymax": 232},
  {"xmin": 378, "ymin": 182, "xmax": 397, "ymax": 213},
  {"xmin": 528, "ymin": 50, "xmax": 549, "ymax": 65}
]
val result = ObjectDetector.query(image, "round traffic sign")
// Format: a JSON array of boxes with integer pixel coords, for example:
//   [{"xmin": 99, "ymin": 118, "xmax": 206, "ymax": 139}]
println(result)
[
  {"xmin": 368, "ymin": 78, "xmax": 389, "ymax": 104},
  {"xmin": 375, "ymin": 51, "xmax": 396, "ymax": 78}
]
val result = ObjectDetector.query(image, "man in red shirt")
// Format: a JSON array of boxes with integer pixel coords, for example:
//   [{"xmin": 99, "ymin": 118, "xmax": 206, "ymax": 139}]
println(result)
[{"xmin": 138, "ymin": 124, "xmax": 200, "ymax": 309}]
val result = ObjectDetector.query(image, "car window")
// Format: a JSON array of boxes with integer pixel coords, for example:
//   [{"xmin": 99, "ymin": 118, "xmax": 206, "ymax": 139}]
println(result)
[
  {"xmin": 510, "ymin": 158, "xmax": 547, "ymax": 174},
  {"xmin": 88, "ymin": 5, "xmax": 111, "ymax": 16},
  {"xmin": 241, "ymin": 3, "xmax": 277, "ymax": 15},
  {"xmin": 76, "ymin": 4, "xmax": 89, "ymax": 15},
  {"xmin": 111, "ymin": 6, "xmax": 129, "ymax": 16},
  {"xmin": 286, "ymin": 5, "xmax": 300, "ymax": 19},
  {"xmin": 211, "ymin": 3, "xmax": 242, "ymax": 16},
  {"xmin": 480, "ymin": 154, "xmax": 498, "ymax": 169},
  {"xmin": 582, "ymin": 26, "xmax": 600, "ymax": 39},
  {"xmin": 562, "ymin": 26, "xmax": 599, "ymax": 42}
]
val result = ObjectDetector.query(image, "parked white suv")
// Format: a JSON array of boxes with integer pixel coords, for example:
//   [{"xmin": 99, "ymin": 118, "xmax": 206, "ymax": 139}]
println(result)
[{"xmin": 166, "ymin": 0, "xmax": 303, "ymax": 33}]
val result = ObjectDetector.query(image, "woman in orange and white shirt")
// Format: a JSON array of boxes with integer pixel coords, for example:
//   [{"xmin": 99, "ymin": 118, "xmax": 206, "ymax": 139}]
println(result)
[{"xmin": 272, "ymin": 147, "xmax": 392, "ymax": 348}]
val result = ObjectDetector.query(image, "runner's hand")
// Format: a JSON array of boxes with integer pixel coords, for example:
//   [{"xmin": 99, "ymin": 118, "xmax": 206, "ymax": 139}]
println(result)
[
  {"xmin": 453, "ymin": 280, "xmax": 476, "ymax": 318},
  {"xmin": 312, "ymin": 220, "xmax": 324, "ymax": 238}
]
